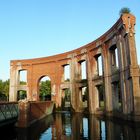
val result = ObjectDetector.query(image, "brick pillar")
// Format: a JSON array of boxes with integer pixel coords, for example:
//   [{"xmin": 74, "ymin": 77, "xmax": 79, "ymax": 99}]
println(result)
[
  {"xmin": 112, "ymin": 83, "xmax": 120, "ymax": 110},
  {"xmin": 27, "ymin": 65, "xmax": 33, "ymax": 101},
  {"xmin": 9, "ymin": 64, "xmax": 19, "ymax": 101},
  {"xmin": 103, "ymin": 44, "xmax": 113, "ymax": 113},
  {"xmin": 125, "ymin": 34, "xmax": 140, "ymax": 115},
  {"xmin": 87, "ymin": 53, "xmax": 99, "ymax": 114},
  {"xmin": 116, "ymin": 36, "xmax": 134, "ymax": 114},
  {"xmin": 116, "ymin": 37, "xmax": 127, "ymax": 114},
  {"xmin": 122, "ymin": 14, "xmax": 140, "ymax": 116},
  {"xmin": 125, "ymin": 35, "xmax": 140, "ymax": 115},
  {"xmin": 70, "ymin": 54, "xmax": 82, "ymax": 112},
  {"xmin": 87, "ymin": 54, "xmax": 94, "ymax": 113}
]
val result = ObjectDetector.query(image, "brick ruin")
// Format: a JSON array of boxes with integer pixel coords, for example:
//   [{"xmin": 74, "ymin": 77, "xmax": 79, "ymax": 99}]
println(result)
[{"xmin": 9, "ymin": 14, "xmax": 140, "ymax": 120}]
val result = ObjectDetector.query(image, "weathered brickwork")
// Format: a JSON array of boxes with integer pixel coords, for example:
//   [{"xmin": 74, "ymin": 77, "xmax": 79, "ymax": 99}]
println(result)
[{"xmin": 9, "ymin": 14, "xmax": 140, "ymax": 120}]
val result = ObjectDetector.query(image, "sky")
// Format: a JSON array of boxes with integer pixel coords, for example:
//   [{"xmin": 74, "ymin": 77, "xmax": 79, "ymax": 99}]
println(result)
[{"xmin": 0, "ymin": 0, "xmax": 140, "ymax": 80}]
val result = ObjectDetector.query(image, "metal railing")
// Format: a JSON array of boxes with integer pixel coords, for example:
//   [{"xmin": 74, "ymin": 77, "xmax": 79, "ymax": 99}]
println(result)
[{"xmin": 0, "ymin": 102, "xmax": 18, "ymax": 122}]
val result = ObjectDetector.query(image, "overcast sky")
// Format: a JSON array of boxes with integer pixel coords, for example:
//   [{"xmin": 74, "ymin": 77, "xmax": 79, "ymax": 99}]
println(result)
[{"xmin": 0, "ymin": 0, "xmax": 140, "ymax": 80}]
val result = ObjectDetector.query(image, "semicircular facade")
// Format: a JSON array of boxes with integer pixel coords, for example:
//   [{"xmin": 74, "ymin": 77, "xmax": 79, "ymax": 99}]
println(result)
[{"xmin": 9, "ymin": 14, "xmax": 140, "ymax": 118}]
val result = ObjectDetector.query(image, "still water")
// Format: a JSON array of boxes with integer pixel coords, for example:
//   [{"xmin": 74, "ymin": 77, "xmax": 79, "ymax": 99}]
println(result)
[{"xmin": 1, "ymin": 112, "xmax": 140, "ymax": 140}]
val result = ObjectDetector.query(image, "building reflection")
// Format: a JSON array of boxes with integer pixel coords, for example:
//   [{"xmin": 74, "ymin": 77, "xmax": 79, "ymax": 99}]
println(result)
[
  {"xmin": 51, "ymin": 113, "xmax": 140, "ymax": 140},
  {"xmin": 16, "ymin": 114, "xmax": 54, "ymax": 140},
  {"xmin": 51, "ymin": 113, "xmax": 72, "ymax": 140},
  {"xmin": 8, "ymin": 112, "xmax": 140, "ymax": 140}
]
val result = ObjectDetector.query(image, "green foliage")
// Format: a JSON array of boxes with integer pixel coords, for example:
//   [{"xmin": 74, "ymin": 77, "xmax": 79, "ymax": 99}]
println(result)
[
  {"xmin": 20, "ymin": 81, "xmax": 26, "ymax": 85},
  {"xmin": 119, "ymin": 7, "xmax": 131, "ymax": 16},
  {"xmin": 0, "ymin": 79, "xmax": 9, "ymax": 101},
  {"xmin": 39, "ymin": 80, "xmax": 51, "ymax": 101},
  {"xmin": 17, "ymin": 90, "xmax": 27, "ymax": 100},
  {"xmin": 65, "ymin": 78, "xmax": 70, "ymax": 82},
  {"xmin": 64, "ymin": 89, "xmax": 71, "ymax": 101}
]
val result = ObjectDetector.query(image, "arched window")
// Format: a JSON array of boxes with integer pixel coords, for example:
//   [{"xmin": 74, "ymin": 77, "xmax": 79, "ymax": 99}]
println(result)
[{"xmin": 38, "ymin": 76, "xmax": 51, "ymax": 101}]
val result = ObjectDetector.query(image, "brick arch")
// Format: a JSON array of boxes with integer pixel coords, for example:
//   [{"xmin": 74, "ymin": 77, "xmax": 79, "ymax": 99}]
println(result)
[
  {"xmin": 37, "ymin": 75, "xmax": 51, "ymax": 101},
  {"xmin": 9, "ymin": 14, "xmax": 140, "ymax": 117},
  {"xmin": 37, "ymin": 75, "xmax": 51, "ymax": 83}
]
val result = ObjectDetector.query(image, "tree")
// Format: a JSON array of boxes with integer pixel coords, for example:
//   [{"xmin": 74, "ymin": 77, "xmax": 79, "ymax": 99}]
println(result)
[
  {"xmin": 20, "ymin": 81, "xmax": 26, "ymax": 85},
  {"xmin": 64, "ymin": 88, "xmax": 71, "ymax": 101},
  {"xmin": 39, "ymin": 80, "xmax": 51, "ymax": 101},
  {"xmin": 0, "ymin": 79, "xmax": 10, "ymax": 101},
  {"xmin": 119, "ymin": 7, "xmax": 131, "ymax": 16},
  {"xmin": 17, "ymin": 90, "xmax": 27, "ymax": 100}
]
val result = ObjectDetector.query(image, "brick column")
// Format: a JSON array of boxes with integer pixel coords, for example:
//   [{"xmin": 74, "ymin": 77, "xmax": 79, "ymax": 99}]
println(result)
[
  {"xmin": 103, "ymin": 44, "xmax": 113, "ymax": 113},
  {"xmin": 9, "ymin": 64, "xmax": 19, "ymax": 101},
  {"xmin": 122, "ymin": 14, "xmax": 140, "ymax": 116},
  {"xmin": 70, "ymin": 54, "xmax": 82, "ymax": 112}
]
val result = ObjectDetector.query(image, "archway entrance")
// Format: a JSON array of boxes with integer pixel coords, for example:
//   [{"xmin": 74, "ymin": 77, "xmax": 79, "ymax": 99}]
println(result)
[{"xmin": 38, "ymin": 76, "xmax": 51, "ymax": 101}]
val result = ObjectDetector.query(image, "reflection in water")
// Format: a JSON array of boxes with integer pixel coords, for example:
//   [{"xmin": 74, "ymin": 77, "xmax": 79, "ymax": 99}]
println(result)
[
  {"xmin": 40, "ymin": 127, "xmax": 52, "ymax": 140},
  {"xmin": 101, "ymin": 121, "xmax": 106, "ymax": 140},
  {"xmin": 1, "ymin": 113, "xmax": 140, "ymax": 140},
  {"xmin": 17, "ymin": 114, "xmax": 54, "ymax": 140},
  {"xmin": 83, "ymin": 118, "xmax": 88, "ymax": 138},
  {"xmin": 39, "ymin": 113, "xmax": 140, "ymax": 140}
]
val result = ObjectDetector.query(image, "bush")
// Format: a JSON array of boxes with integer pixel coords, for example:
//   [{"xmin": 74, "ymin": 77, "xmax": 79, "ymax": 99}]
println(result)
[{"xmin": 119, "ymin": 7, "xmax": 131, "ymax": 16}]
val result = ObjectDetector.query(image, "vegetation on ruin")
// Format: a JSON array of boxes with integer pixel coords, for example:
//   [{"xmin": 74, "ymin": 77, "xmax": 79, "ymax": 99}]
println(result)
[{"xmin": 119, "ymin": 7, "xmax": 131, "ymax": 15}]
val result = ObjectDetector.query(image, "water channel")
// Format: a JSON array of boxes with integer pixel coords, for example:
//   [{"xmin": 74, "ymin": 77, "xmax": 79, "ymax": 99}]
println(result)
[{"xmin": 1, "ymin": 112, "xmax": 140, "ymax": 140}]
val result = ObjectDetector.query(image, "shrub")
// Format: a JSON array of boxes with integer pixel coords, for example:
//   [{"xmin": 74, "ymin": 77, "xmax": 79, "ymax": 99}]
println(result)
[{"xmin": 119, "ymin": 7, "xmax": 131, "ymax": 16}]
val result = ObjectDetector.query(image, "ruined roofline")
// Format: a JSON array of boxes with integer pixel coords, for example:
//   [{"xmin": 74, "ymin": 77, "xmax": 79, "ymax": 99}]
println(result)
[{"xmin": 11, "ymin": 13, "xmax": 135, "ymax": 64}]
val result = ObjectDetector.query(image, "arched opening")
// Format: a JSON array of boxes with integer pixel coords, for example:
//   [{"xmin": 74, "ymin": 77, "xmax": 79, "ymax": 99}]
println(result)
[
  {"xmin": 17, "ymin": 90, "xmax": 27, "ymax": 101},
  {"xmin": 19, "ymin": 70, "xmax": 27, "ymax": 85},
  {"xmin": 38, "ymin": 76, "xmax": 51, "ymax": 101}
]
